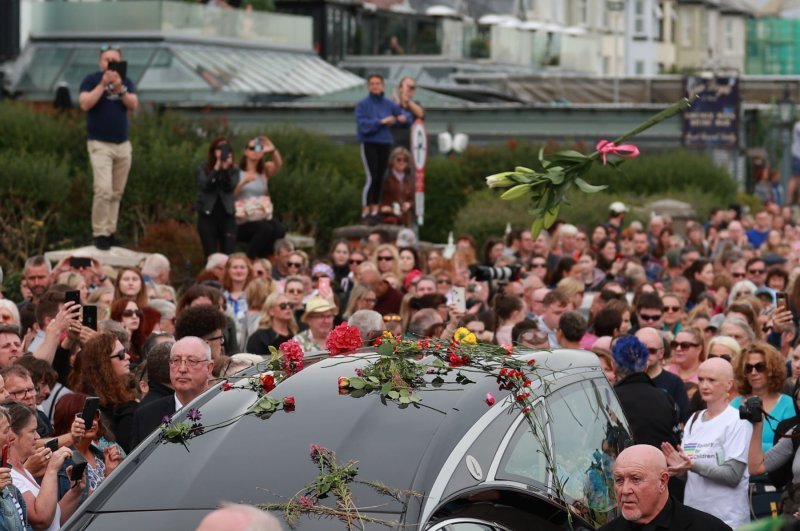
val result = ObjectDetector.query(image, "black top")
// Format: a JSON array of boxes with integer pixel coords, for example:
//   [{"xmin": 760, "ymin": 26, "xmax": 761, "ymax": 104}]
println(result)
[
  {"xmin": 130, "ymin": 395, "xmax": 176, "ymax": 449},
  {"xmin": 79, "ymin": 71, "xmax": 136, "ymax": 143},
  {"xmin": 245, "ymin": 328, "xmax": 293, "ymax": 356},
  {"xmin": 600, "ymin": 497, "xmax": 731, "ymax": 531},
  {"xmin": 615, "ymin": 372, "xmax": 680, "ymax": 447},
  {"xmin": 195, "ymin": 162, "xmax": 239, "ymax": 216},
  {"xmin": 140, "ymin": 381, "xmax": 174, "ymax": 406},
  {"xmin": 651, "ymin": 369, "xmax": 690, "ymax": 423}
]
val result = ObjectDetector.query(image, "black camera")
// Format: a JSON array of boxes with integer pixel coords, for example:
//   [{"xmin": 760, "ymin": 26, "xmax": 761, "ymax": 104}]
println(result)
[
  {"xmin": 739, "ymin": 396, "xmax": 764, "ymax": 423},
  {"xmin": 469, "ymin": 264, "xmax": 521, "ymax": 283}
]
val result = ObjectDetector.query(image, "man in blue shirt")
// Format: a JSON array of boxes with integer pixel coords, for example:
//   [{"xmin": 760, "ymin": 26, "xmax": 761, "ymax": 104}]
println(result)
[
  {"xmin": 354, "ymin": 74, "xmax": 411, "ymax": 224},
  {"xmin": 79, "ymin": 45, "xmax": 139, "ymax": 250}
]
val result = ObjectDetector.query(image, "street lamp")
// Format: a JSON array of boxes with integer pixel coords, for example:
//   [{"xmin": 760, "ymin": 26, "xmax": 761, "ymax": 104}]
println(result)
[{"xmin": 779, "ymin": 85, "xmax": 795, "ymax": 203}]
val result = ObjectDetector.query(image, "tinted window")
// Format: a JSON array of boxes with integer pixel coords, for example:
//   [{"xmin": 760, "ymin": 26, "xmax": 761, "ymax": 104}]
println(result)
[{"xmin": 496, "ymin": 403, "xmax": 548, "ymax": 486}]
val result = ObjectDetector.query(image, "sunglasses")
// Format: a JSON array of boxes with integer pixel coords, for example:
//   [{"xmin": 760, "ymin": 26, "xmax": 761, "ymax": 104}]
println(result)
[
  {"xmin": 531, "ymin": 263, "xmax": 547, "ymax": 268},
  {"xmin": 745, "ymin": 362, "xmax": 767, "ymax": 373},
  {"xmin": 122, "ymin": 309, "xmax": 143, "ymax": 318},
  {"xmin": 436, "ymin": 279, "xmax": 451, "ymax": 285},
  {"xmin": 349, "ymin": 259, "xmax": 364, "ymax": 265},
  {"xmin": 377, "ymin": 256, "xmax": 394, "ymax": 262},
  {"xmin": 748, "ymin": 269, "xmax": 766, "ymax": 275},
  {"xmin": 109, "ymin": 348, "xmax": 129, "ymax": 361},
  {"xmin": 663, "ymin": 306, "xmax": 682, "ymax": 313},
  {"xmin": 520, "ymin": 331, "xmax": 549, "ymax": 344},
  {"xmin": 639, "ymin": 313, "xmax": 662, "ymax": 322},
  {"xmin": 100, "ymin": 44, "xmax": 121, "ymax": 51},
  {"xmin": 286, "ymin": 288, "xmax": 304, "ymax": 295},
  {"xmin": 278, "ymin": 302, "xmax": 294, "ymax": 310},
  {"xmin": 246, "ymin": 144, "xmax": 257, "ymax": 150},
  {"xmin": 395, "ymin": 157, "xmax": 409, "ymax": 162},
  {"xmin": 287, "ymin": 262, "xmax": 303, "ymax": 268},
  {"xmin": 732, "ymin": 272, "xmax": 746, "ymax": 278},
  {"xmin": 646, "ymin": 347, "xmax": 663, "ymax": 355},
  {"xmin": 708, "ymin": 353, "xmax": 732, "ymax": 362},
  {"xmin": 671, "ymin": 341, "xmax": 699, "ymax": 350},
  {"xmin": 383, "ymin": 314, "xmax": 401, "ymax": 322}
]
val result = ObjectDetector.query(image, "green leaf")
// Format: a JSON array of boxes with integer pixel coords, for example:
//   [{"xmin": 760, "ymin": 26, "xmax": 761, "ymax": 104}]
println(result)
[
  {"xmin": 573, "ymin": 177, "xmax": 608, "ymax": 193},
  {"xmin": 543, "ymin": 168, "xmax": 565, "ymax": 184},
  {"xmin": 399, "ymin": 389, "xmax": 410, "ymax": 397},
  {"xmin": 368, "ymin": 376, "xmax": 380, "ymax": 385},
  {"xmin": 531, "ymin": 217, "xmax": 545, "ymax": 238},
  {"xmin": 399, "ymin": 396, "xmax": 411, "ymax": 404},
  {"xmin": 381, "ymin": 381, "xmax": 393, "ymax": 395},
  {"xmin": 554, "ymin": 149, "xmax": 588, "ymax": 161},
  {"xmin": 409, "ymin": 395, "xmax": 422, "ymax": 403},
  {"xmin": 500, "ymin": 184, "xmax": 532, "ymax": 200},
  {"xmin": 377, "ymin": 342, "xmax": 393, "ymax": 357},
  {"xmin": 431, "ymin": 376, "xmax": 444, "ymax": 387},
  {"xmin": 544, "ymin": 207, "xmax": 559, "ymax": 227},
  {"xmin": 515, "ymin": 166, "xmax": 536, "ymax": 174},
  {"xmin": 387, "ymin": 390, "xmax": 400, "ymax": 400},
  {"xmin": 349, "ymin": 378, "xmax": 366, "ymax": 390}
]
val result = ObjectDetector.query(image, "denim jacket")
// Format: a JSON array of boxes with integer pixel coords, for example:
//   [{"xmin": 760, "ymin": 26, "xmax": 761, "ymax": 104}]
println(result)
[{"xmin": 0, "ymin": 485, "xmax": 30, "ymax": 531}]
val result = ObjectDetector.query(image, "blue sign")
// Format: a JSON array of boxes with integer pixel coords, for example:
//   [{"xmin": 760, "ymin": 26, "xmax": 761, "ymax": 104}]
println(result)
[{"xmin": 682, "ymin": 76, "xmax": 740, "ymax": 148}]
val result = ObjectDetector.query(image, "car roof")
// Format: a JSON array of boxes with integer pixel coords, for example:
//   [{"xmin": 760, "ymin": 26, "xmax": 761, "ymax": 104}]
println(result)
[{"xmin": 73, "ymin": 348, "xmax": 603, "ymax": 529}]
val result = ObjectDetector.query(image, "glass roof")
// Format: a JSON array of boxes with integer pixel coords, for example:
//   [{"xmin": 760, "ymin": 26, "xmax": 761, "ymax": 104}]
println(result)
[{"xmin": 10, "ymin": 39, "xmax": 365, "ymax": 104}]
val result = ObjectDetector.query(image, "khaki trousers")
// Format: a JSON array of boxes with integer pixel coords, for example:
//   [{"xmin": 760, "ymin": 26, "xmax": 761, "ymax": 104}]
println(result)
[{"xmin": 88, "ymin": 139, "xmax": 132, "ymax": 237}]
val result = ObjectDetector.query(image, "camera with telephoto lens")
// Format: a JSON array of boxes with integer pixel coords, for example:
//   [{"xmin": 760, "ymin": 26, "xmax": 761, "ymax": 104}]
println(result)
[
  {"xmin": 469, "ymin": 264, "xmax": 521, "ymax": 283},
  {"xmin": 739, "ymin": 396, "xmax": 764, "ymax": 423}
]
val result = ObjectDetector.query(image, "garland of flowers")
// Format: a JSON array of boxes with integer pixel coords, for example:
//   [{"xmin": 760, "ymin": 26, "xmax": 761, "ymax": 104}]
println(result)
[
  {"xmin": 260, "ymin": 444, "xmax": 420, "ymax": 529},
  {"xmin": 485, "ymin": 97, "xmax": 694, "ymax": 237}
]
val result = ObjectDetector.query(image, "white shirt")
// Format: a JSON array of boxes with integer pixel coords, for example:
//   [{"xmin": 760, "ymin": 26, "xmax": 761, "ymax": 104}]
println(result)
[
  {"xmin": 11, "ymin": 467, "xmax": 61, "ymax": 531},
  {"xmin": 683, "ymin": 405, "xmax": 752, "ymax": 529}
]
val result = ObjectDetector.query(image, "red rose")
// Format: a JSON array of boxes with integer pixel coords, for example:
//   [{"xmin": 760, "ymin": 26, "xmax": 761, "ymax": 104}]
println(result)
[
  {"xmin": 485, "ymin": 393, "xmax": 496, "ymax": 406},
  {"xmin": 221, "ymin": 382, "xmax": 233, "ymax": 391},
  {"xmin": 279, "ymin": 340, "xmax": 305, "ymax": 375},
  {"xmin": 283, "ymin": 396, "xmax": 296, "ymax": 411},
  {"xmin": 326, "ymin": 323, "xmax": 363, "ymax": 355},
  {"xmin": 260, "ymin": 373, "xmax": 276, "ymax": 393},
  {"xmin": 338, "ymin": 376, "xmax": 350, "ymax": 388}
]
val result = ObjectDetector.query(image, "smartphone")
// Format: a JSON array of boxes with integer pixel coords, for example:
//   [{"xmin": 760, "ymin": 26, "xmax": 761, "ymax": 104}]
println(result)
[
  {"xmin": 64, "ymin": 290, "xmax": 81, "ymax": 307},
  {"xmin": 107, "ymin": 60, "xmax": 127, "ymax": 79},
  {"xmin": 82, "ymin": 305, "xmax": 97, "ymax": 331},
  {"xmin": 777, "ymin": 291, "xmax": 789, "ymax": 312},
  {"xmin": 318, "ymin": 277, "xmax": 331, "ymax": 298},
  {"xmin": 70, "ymin": 461, "xmax": 88, "ymax": 483},
  {"xmin": 218, "ymin": 143, "xmax": 232, "ymax": 161},
  {"xmin": 451, "ymin": 286, "xmax": 466, "ymax": 313},
  {"xmin": 69, "ymin": 257, "xmax": 92, "ymax": 269},
  {"xmin": 45, "ymin": 439, "xmax": 59, "ymax": 453},
  {"xmin": 253, "ymin": 137, "xmax": 264, "ymax": 153},
  {"xmin": 81, "ymin": 397, "xmax": 100, "ymax": 430}
]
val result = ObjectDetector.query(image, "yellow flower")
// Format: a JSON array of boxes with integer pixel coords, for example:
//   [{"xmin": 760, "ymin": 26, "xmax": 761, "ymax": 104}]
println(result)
[
  {"xmin": 454, "ymin": 327, "xmax": 477, "ymax": 345},
  {"xmin": 383, "ymin": 330, "xmax": 395, "ymax": 339}
]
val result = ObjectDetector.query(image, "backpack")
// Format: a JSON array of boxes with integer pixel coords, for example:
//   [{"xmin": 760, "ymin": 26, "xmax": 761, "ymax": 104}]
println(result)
[{"xmin": 768, "ymin": 416, "xmax": 800, "ymax": 489}]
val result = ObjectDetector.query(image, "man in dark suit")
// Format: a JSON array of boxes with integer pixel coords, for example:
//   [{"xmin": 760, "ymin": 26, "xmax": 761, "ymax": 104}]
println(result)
[
  {"xmin": 601, "ymin": 445, "xmax": 731, "ymax": 531},
  {"xmin": 131, "ymin": 336, "xmax": 214, "ymax": 447}
]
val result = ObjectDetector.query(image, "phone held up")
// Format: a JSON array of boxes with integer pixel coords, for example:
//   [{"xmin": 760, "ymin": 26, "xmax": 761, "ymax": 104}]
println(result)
[
  {"xmin": 64, "ymin": 290, "xmax": 81, "ymax": 307},
  {"xmin": 82, "ymin": 305, "xmax": 98, "ymax": 331},
  {"xmin": 777, "ymin": 291, "xmax": 789, "ymax": 313}
]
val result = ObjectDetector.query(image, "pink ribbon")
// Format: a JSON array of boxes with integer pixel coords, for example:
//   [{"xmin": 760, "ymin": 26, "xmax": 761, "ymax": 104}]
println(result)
[{"xmin": 596, "ymin": 140, "xmax": 640, "ymax": 165}]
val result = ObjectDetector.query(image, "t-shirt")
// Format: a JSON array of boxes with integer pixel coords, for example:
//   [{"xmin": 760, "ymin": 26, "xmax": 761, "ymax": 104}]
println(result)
[
  {"xmin": 683, "ymin": 405, "xmax": 751, "ymax": 529},
  {"xmin": 11, "ymin": 467, "xmax": 61, "ymax": 531},
  {"xmin": 79, "ymin": 71, "xmax": 136, "ymax": 143},
  {"xmin": 731, "ymin": 394, "xmax": 794, "ymax": 451}
]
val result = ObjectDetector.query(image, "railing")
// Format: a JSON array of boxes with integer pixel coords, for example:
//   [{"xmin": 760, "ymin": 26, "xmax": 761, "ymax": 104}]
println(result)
[{"xmin": 28, "ymin": 0, "xmax": 312, "ymax": 50}]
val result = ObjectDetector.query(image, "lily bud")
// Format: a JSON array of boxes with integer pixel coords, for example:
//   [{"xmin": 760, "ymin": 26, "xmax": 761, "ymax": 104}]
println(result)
[{"xmin": 485, "ymin": 172, "xmax": 516, "ymax": 188}]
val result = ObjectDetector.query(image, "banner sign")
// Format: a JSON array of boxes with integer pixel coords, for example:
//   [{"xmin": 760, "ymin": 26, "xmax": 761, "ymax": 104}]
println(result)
[{"xmin": 682, "ymin": 76, "xmax": 739, "ymax": 148}]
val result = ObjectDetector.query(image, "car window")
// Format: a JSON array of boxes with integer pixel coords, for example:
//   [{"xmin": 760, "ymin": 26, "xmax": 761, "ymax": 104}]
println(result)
[
  {"xmin": 429, "ymin": 520, "xmax": 509, "ymax": 531},
  {"xmin": 497, "ymin": 378, "xmax": 630, "ymax": 527}
]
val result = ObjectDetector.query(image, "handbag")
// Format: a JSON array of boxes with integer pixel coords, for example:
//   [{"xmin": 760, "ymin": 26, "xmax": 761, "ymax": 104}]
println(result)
[{"xmin": 235, "ymin": 195, "xmax": 273, "ymax": 224}]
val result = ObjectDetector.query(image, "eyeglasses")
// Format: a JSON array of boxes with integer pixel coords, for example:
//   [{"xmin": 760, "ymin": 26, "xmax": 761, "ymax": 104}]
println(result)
[
  {"xmin": 708, "ymin": 353, "xmax": 732, "ymax": 362},
  {"xmin": 100, "ymin": 44, "xmax": 121, "ymax": 51},
  {"xmin": 169, "ymin": 357, "xmax": 209, "ymax": 368},
  {"xmin": 122, "ymin": 309, "xmax": 143, "ymax": 318},
  {"xmin": 732, "ymin": 272, "xmax": 746, "ymax": 279},
  {"xmin": 531, "ymin": 263, "xmax": 547, "ymax": 268},
  {"xmin": 287, "ymin": 262, "xmax": 303, "ymax": 268},
  {"xmin": 8, "ymin": 388, "xmax": 36, "ymax": 399},
  {"xmin": 205, "ymin": 334, "xmax": 225, "ymax": 344},
  {"xmin": 110, "ymin": 348, "xmax": 129, "ymax": 361},
  {"xmin": 663, "ymin": 306, "xmax": 682, "ymax": 313},
  {"xmin": 744, "ymin": 362, "xmax": 767, "ymax": 373},
  {"xmin": 748, "ymin": 269, "xmax": 766, "ymax": 275},
  {"xmin": 286, "ymin": 288, "xmax": 304, "ymax": 295},
  {"xmin": 312, "ymin": 275, "xmax": 328, "ymax": 281},
  {"xmin": 349, "ymin": 259, "xmax": 364, "ymax": 265},
  {"xmin": 395, "ymin": 157, "xmax": 409, "ymax": 162},
  {"xmin": 377, "ymin": 256, "xmax": 394, "ymax": 262},
  {"xmin": 639, "ymin": 313, "xmax": 662, "ymax": 322},
  {"xmin": 246, "ymin": 145, "xmax": 256, "ymax": 150},
  {"xmin": 384, "ymin": 314, "xmax": 401, "ymax": 322},
  {"xmin": 520, "ymin": 331, "xmax": 549, "ymax": 344},
  {"xmin": 671, "ymin": 341, "xmax": 699, "ymax": 350},
  {"xmin": 436, "ymin": 278, "xmax": 451, "ymax": 285},
  {"xmin": 278, "ymin": 302, "xmax": 294, "ymax": 310},
  {"xmin": 646, "ymin": 347, "xmax": 663, "ymax": 355}
]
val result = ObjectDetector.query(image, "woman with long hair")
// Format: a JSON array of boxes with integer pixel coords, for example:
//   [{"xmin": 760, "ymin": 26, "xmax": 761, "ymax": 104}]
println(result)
[
  {"xmin": 379, "ymin": 146, "xmax": 414, "ymax": 226},
  {"xmin": 0, "ymin": 405, "xmax": 30, "ymax": 530},
  {"xmin": 245, "ymin": 292, "xmax": 299, "ymax": 355},
  {"xmin": 222, "ymin": 253, "xmax": 254, "ymax": 348},
  {"xmin": 493, "ymin": 294, "xmax": 526, "ymax": 346},
  {"xmin": 372, "ymin": 244, "xmax": 403, "ymax": 280},
  {"xmin": 233, "ymin": 134, "xmax": 286, "ymax": 259},
  {"xmin": 328, "ymin": 240, "xmax": 351, "ymax": 289},
  {"xmin": 69, "ymin": 333, "xmax": 137, "ymax": 453},
  {"xmin": 87, "ymin": 286, "xmax": 114, "ymax": 321},
  {"xmin": 7, "ymin": 402, "xmax": 84, "ymax": 530},
  {"xmin": 731, "ymin": 342, "xmax": 794, "ymax": 451},
  {"xmin": 114, "ymin": 267, "xmax": 148, "ymax": 308},
  {"xmin": 196, "ymin": 137, "xmax": 239, "ymax": 258},
  {"xmin": 110, "ymin": 299, "xmax": 147, "ymax": 362},
  {"xmin": 343, "ymin": 283, "xmax": 378, "ymax": 319}
]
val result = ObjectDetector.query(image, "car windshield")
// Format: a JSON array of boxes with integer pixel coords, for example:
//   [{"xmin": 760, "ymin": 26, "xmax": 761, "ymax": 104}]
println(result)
[{"xmin": 497, "ymin": 377, "xmax": 630, "ymax": 527}]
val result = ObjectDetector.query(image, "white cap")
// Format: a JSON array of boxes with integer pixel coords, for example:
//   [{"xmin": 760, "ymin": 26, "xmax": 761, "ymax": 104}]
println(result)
[{"xmin": 609, "ymin": 201, "xmax": 628, "ymax": 214}]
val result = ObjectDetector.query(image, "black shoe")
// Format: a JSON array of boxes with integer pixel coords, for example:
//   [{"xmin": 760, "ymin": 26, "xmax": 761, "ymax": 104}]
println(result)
[
  {"xmin": 108, "ymin": 234, "xmax": 124, "ymax": 247},
  {"xmin": 94, "ymin": 236, "xmax": 111, "ymax": 251}
]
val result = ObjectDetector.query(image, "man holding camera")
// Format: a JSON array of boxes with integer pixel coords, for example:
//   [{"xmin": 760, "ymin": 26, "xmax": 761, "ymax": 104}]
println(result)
[{"xmin": 79, "ymin": 44, "xmax": 139, "ymax": 251}]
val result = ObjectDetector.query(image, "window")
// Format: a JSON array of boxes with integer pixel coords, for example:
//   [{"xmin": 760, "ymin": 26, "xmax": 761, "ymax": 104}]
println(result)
[
  {"xmin": 633, "ymin": 0, "xmax": 645, "ymax": 35},
  {"xmin": 497, "ymin": 378, "xmax": 631, "ymax": 527},
  {"xmin": 681, "ymin": 11, "xmax": 692, "ymax": 46},
  {"xmin": 577, "ymin": 0, "xmax": 589, "ymax": 25},
  {"xmin": 635, "ymin": 60, "xmax": 645, "ymax": 75},
  {"xmin": 724, "ymin": 19, "xmax": 734, "ymax": 51}
]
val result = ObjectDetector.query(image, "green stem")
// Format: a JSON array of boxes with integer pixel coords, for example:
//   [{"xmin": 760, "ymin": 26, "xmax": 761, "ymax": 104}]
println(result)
[{"xmin": 587, "ymin": 97, "xmax": 696, "ymax": 161}]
